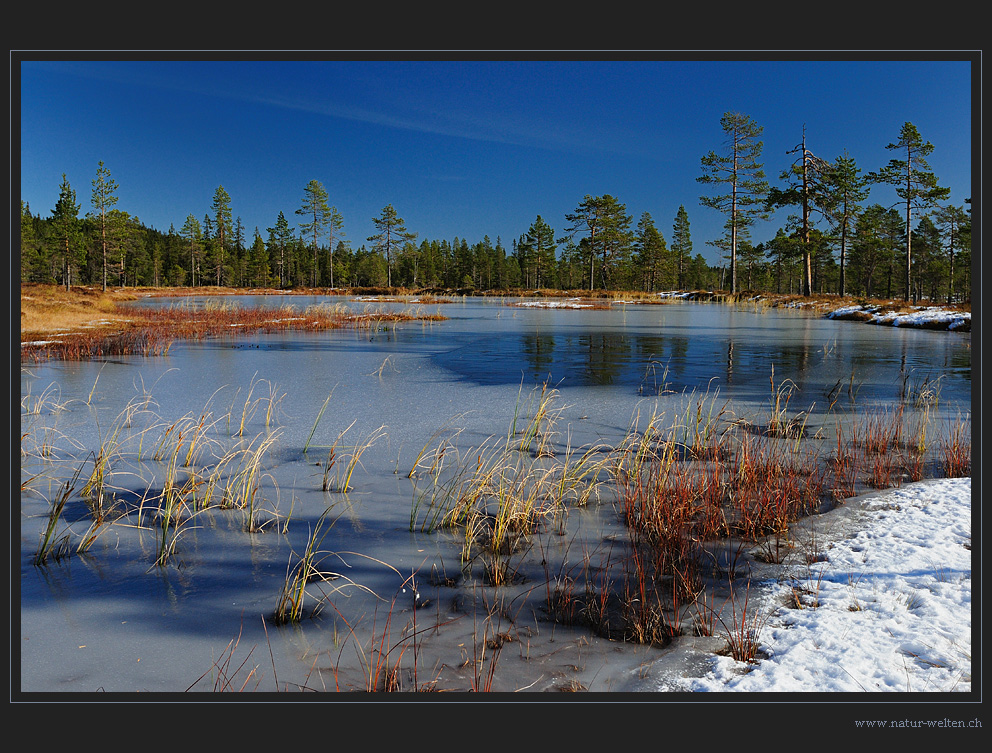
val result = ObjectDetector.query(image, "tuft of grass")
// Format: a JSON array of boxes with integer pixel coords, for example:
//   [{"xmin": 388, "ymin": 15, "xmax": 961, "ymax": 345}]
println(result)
[{"xmin": 33, "ymin": 464, "xmax": 84, "ymax": 566}]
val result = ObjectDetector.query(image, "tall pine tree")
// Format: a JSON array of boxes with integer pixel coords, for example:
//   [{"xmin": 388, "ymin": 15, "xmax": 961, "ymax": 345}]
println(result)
[
  {"xmin": 697, "ymin": 112, "xmax": 770, "ymax": 294},
  {"xmin": 869, "ymin": 122, "xmax": 950, "ymax": 301},
  {"xmin": 561, "ymin": 194, "xmax": 633, "ymax": 291},
  {"xmin": 368, "ymin": 205, "xmax": 416, "ymax": 288},
  {"xmin": 822, "ymin": 152, "xmax": 870, "ymax": 297},
  {"xmin": 90, "ymin": 161, "xmax": 119, "ymax": 292},
  {"xmin": 766, "ymin": 125, "xmax": 831, "ymax": 296}
]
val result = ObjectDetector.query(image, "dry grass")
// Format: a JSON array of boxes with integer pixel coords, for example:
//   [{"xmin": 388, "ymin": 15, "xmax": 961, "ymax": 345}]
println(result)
[
  {"xmin": 20, "ymin": 283, "xmax": 447, "ymax": 361},
  {"xmin": 20, "ymin": 284, "xmax": 141, "ymax": 337}
]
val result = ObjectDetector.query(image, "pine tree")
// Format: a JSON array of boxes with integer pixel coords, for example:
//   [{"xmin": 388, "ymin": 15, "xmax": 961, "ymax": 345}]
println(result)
[
  {"xmin": 519, "ymin": 216, "xmax": 557, "ymax": 289},
  {"xmin": 766, "ymin": 125, "xmax": 831, "ymax": 296},
  {"xmin": 822, "ymin": 152, "xmax": 870, "ymax": 297},
  {"xmin": 296, "ymin": 179, "xmax": 343, "ymax": 287},
  {"xmin": 671, "ymin": 205, "xmax": 692, "ymax": 290},
  {"xmin": 90, "ymin": 161, "xmax": 119, "ymax": 292},
  {"xmin": 933, "ymin": 203, "xmax": 969, "ymax": 303},
  {"xmin": 850, "ymin": 204, "xmax": 902, "ymax": 299},
  {"xmin": 697, "ymin": 112, "xmax": 770, "ymax": 294},
  {"xmin": 869, "ymin": 122, "xmax": 950, "ymax": 302},
  {"xmin": 561, "ymin": 194, "xmax": 633, "ymax": 291},
  {"xmin": 368, "ymin": 205, "xmax": 416, "ymax": 288}
]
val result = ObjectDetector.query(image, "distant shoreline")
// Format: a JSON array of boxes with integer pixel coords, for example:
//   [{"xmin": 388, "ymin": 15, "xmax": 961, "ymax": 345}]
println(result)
[{"xmin": 19, "ymin": 283, "xmax": 972, "ymax": 354}]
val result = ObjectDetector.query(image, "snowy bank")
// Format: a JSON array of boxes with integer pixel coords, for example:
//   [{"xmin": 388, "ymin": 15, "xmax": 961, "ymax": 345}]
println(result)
[
  {"xmin": 827, "ymin": 304, "xmax": 971, "ymax": 331},
  {"xmin": 668, "ymin": 477, "xmax": 972, "ymax": 693}
]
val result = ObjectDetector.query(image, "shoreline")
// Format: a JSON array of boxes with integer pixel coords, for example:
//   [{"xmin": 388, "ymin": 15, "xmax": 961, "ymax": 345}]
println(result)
[{"xmin": 19, "ymin": 284, "xmax": 972, "ymax": 352}]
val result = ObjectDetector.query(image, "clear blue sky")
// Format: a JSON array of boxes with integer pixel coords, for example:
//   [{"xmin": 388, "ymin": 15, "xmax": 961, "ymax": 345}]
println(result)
[{"xmin": 17, "ymin": 55, "xmax": 974, "ymax": 266}]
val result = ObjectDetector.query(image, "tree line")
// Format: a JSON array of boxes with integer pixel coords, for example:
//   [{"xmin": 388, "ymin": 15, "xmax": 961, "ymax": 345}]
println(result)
[{"xmin": 20, "ymin": 116, "xmax": 971, "ymax": 303}]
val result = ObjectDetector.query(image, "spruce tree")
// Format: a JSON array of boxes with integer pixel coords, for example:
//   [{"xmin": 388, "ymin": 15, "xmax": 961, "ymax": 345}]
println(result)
[
  {"xmin": 51, "ymin": 174, "xmax": 81, "ymax": 291},
  {"xmin": 211, "ymin": 186, "xmax": 233, "ymax": 286},
  {"xmin": 266, "ymin": 211, "xmax": 294, "ymax": 288},
  {"xmin": 671, "ymin": 205, "xmax": 692, "ymax": 290},
  {"xmin": 633, "ymin": 212, "xmax": 668, "ymax": 292},
  {"xmin": 933, "ymin": 203, "xmax": 969, "ymax": 303}
]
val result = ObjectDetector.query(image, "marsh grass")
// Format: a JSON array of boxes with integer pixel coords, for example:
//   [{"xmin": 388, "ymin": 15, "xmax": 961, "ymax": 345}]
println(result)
[
  {"xmin": 272, "ymin": 506, "xmax": 381, "ymax": 625},
  {"xmin": 19, "ymin": 341, "xmax": 970, "ymax": 690},
  {"xmin": 221, "ymin": 432, "xmax": 282, "ymax": 531},
  {"xmin": 318, "ymin": 424, "xmax": 388, "ymax": 493},
  {"xmin": 718, "ymin": 578, "xmax": 767, "ymax": 664},
  {"xmin": 33, "ymin": 463, "xmax": 84, "ymax": 566},
  {"xmin": 409, "ymin": 388, "xmax": 612, "ymax": 581},
  {"xmin": 273, "ymin": 507, "xmax": 339, "ymax": 624},
  {"xmin": 939, "ymin": 412, "xmax": 971, "ymax": 477},
  {"xmin": 186, "ymin": 622, "xmax": 263, "ymax": 692},
  {"xmin": 304, "ymin": 389, "xmax": 335, "ymax": 454},
  {"xmin": 82, "ymin": 414, "xmax": 127, "ymax": 524},
  {"xmin": 21, "ymin": 298, "xmax": 448, "ymax": 362}
]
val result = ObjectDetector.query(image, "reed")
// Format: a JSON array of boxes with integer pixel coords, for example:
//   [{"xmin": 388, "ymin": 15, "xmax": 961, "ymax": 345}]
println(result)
[
  {"xmin": 221, "ymin": 431, "xmax": 282, "ymax": 531},
  {"xmin": 21, "ymin": 381, "xmax": 67, "ymax": 416},
  {"xmin": 272, "ymin": 507, "xmax": 378, "ymax": 624},
  {"xmin": 515, "ymin": 382, "xmax": 565, "ymax": 457},
  {"xmin": 33, "ymin": 463, "xmax": 84, "ymax": 566},
  {"xmin": 678, "ymin": 382, "xmax": 730, "ymax": 459},
  {"xmin": 81, "ymin": 414, "xmax": 127, "ymax": 524},
  {"xmin": 719, "ymin": 578, "xmax": 767, "ymax": 664},
  {"xmin": 407, "ymin": 415, "xmax": 467, "ymax": 479},
  {"xmin": 322, "ymin": 424, "xmax": 388, "ymax": 493},
  {"xmin": 939, "ymin": 412, "xmax": 971, "ymax": 478},
  {"xmin": 154, "ymin": 450, "xmax": 199, "ymax": 567},
  {"xmin": 304, "ymin": 389, "xmax": 335, "ymax": 454},
  {"xmin": 186, "ymin": 622, "xmax": 263, "ymax": 692},
  {"xmin": 273, "ymin": 507, "xmax": 337, "ymax": 624},
  {"xmin": 638, "ymin": 357, "xmax": 673, "ymax": 396}
]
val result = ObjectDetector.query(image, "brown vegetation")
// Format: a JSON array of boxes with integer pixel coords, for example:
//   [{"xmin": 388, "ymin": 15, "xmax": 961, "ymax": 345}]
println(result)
[{"xmin": 20, "ymin": 283, "xmax": 447, "ymax": 362}]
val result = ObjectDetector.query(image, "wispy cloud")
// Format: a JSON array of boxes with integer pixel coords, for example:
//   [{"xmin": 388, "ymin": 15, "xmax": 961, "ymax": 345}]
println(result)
[{"xmin": 23, "ymin": 59, "xmax": 661, "ymax": 160}]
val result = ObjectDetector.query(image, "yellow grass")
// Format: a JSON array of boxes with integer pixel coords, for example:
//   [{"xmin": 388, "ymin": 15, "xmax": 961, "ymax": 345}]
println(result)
[{"xmin": 20, "ymin": 284, "xmax": 141, "ymax": 338}]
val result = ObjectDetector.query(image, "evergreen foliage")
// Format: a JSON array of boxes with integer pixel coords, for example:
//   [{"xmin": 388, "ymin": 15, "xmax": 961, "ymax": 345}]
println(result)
[
  {"xmin": 19, "ymin": 118, "xmax": 967, "ymax": 304},
  {"xmin": 869, "ymin": 122, "xmax": 951, "ymax": 302},
  {"xmin": 697, "ymin": 112, "xmax": 770, "ymax": 295}
]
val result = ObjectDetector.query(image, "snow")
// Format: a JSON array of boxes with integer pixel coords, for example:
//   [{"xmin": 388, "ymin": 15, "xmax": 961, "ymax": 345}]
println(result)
[
  {"xmin": 512, "ymin": 299, "xmax": 597, "ymax": 308},
  {"xmin": 827, "ymin": 304, "xmax": 971, "ymax": 330},
  {"xmin": 671, "ymin": 477, "xmax": 972, "ymax": 693}
]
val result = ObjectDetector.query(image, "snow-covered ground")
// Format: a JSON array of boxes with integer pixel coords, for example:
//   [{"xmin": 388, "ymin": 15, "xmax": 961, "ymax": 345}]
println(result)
[
  {"xmin": 827, "ymin": 304, "xmax": 972, "ymax": 330},
  {"xmin": 670, "ymin": 477, "xmax": 972, "ymax": 693}
]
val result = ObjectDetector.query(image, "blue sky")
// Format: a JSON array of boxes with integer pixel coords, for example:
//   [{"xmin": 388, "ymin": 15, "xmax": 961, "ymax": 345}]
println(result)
[{"xmin": 17, "ymin": 55, "xmax": 975, "ymax": 266}]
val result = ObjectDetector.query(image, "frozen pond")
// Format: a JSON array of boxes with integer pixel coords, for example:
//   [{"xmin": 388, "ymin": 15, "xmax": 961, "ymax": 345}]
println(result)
[{"xmin": 18, "ymin": 295, "xmax": 971, "ymax": 694}]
